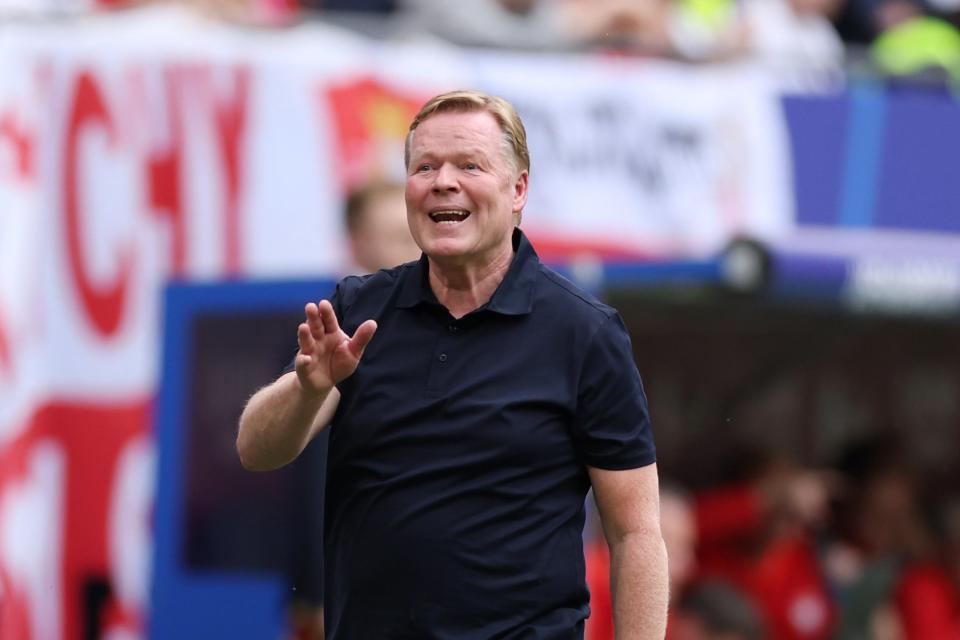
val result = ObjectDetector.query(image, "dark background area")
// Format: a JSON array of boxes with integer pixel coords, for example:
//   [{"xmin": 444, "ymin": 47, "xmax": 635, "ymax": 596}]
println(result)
[
  {"xmin": 612, "ymin": 288, "xmax": 960, "ymax": 493},
  {"xmin": 183, "ymin": 310, "xmax": 327, "ymax": 604}
]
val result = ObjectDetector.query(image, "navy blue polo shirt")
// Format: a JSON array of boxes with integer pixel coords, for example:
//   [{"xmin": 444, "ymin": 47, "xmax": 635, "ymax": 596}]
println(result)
[{"xmin": 323, "ymin": 229, "xmax": 655, "ymax": 640}]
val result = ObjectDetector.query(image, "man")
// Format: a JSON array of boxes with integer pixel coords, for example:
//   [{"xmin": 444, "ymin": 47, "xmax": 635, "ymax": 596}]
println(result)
[
  {"xmin": 343, "ymin": 179, "xmax": 422, "ymax": 274},
  {"xmin": 237, "ymin": 90, "xmax": 668, "ymax": 639}
]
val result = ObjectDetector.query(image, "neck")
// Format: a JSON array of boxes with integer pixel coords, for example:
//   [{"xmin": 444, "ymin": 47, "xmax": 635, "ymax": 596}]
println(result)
[{"xmin": 428, "ymin": 244, "xmax": 514, "ymax": 319}]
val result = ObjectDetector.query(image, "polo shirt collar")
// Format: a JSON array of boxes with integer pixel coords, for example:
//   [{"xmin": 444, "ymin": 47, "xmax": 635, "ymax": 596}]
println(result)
[{"xmin": 395, "ymin": 227, "xmax": 538, "ymax": 316}]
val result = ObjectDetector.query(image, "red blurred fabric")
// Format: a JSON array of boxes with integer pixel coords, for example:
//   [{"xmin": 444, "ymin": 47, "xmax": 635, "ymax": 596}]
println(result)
[
  {"xmin": 750, "ymin": 535, "xmax": 833, "ymax": 640},
  {"xmin": 895, "ymin": 564, "xmax": 960, "ymax": 640},
  {"xmin": 696, "ymin": 486, "xmax": 834, "ymax": 640},
  {"xmin": 696, "ymin": 485, "xmax": 764, "ymax": 545},
  {"xmin": 585, "ymin": 539, "xmax": 613, "ymax": 640}
]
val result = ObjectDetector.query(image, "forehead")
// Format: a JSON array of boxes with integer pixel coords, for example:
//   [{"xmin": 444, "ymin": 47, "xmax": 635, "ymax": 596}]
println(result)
[{"xmin": 409, "ymin": 110, "xmax": 503, "ymax": 156}]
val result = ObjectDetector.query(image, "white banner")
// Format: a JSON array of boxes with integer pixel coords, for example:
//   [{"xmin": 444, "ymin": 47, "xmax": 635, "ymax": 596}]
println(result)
[
  {"xmin": 0, "ymin": 7, "xmax": 794, "ymax": 639},
  {"xmin": 474, "ymin": 52, "xmax": 794, "ymax": 258}
]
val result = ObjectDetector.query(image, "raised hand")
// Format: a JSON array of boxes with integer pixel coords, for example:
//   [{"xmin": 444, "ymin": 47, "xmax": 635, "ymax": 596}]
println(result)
[{"xmin": 295, "ymin": 300, "xmax": 377, "ymax": 396}]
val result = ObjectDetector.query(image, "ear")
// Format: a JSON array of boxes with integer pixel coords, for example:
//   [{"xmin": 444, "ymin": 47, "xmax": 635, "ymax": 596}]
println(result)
[{"xmin": 512, "ymin": 170, "xmax": 529, "ymax": 215}]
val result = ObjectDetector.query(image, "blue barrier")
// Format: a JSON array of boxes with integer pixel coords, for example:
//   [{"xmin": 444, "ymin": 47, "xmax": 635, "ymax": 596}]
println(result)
[
  {"xmin": 151, "ymin": 279, "xmax": 335, "ymax": 640},
  {"xmin": 785, "ymin": 81, "xmax": 960, "ymax": 234}
]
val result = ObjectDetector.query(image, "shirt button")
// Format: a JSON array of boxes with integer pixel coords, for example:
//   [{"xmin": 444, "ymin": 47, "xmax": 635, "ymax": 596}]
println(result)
[
  {"xmin": 448, "ymin": 324, "xmax": 458, "ymax": 333},
  {"xmin": 438, "ymin": 353, "xmax": 448, "ymax": 362}
]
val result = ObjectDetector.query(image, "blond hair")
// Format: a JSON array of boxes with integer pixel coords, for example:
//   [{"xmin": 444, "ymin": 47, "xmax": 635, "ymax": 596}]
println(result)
[{"xmin": 405, "ymin": 90, "xmax": 530, "ymax": 177}]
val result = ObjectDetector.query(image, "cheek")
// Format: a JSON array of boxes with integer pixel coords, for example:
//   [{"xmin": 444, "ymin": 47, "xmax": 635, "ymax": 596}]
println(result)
[
  {"xmin": 404, "ymin": 180, "xmax": 423, "ymax": 205},
  {"xmin": 406, "ymin": 212, "xmax": 422, "ymax": 235}
]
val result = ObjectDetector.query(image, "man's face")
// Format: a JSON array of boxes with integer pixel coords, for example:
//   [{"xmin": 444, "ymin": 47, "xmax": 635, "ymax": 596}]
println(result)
[
  {"xmin": 351, "ymin": 187, "xmax": 422, "ymax": 272},
  {"xmin": 405, "ymin": 110, "xmax": 528, "ymax": 269}
]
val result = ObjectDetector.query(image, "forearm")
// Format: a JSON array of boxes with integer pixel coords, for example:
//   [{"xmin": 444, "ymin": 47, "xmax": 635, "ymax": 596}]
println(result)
[
  {"xmin": 609, "ymin": 530, "xmax": 669, "ymax": 640},
  {"xmin": 236, "ymin": 371, "xmax": 337, "ymax": 471}
]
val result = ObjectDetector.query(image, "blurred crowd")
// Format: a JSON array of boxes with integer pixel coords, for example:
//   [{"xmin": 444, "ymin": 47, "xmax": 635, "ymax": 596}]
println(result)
[
  {"xmin": 3, "ymin": 0, "xmax": 960, "ymax": 84},
  {"xmin": 585, "ymin": 433, "xmax": 960, "ymax": 639}
]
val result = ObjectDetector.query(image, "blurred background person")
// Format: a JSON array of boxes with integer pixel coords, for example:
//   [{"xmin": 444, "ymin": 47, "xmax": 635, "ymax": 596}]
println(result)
[
  {"xmin": 397, "ymin": 0, "xmax": 673, "ymax": 53},
  {"xmin": 693, "ymin": 448, "xmax": 836, "ymax": 640},
  {"xmin": 397, "ymin": 0, "xmax": 577, "ymax": 49},
  {"xmin": 824, "ymin": 433, "xmax": 935, "ymax": 640},
  {"xmin": 893, "ymin": 496, "xmax": 960, "ymax": 638},
  {"xmin": 667, "ymin": 0, "xmax": 846, "ymax": 78},
  {"xmin": 343, "ymin": 178, "xmax": 422, "ymax": 274},
  {"xmin": 870, "ymin": 0, "xmax": 960, "ymax": 82},
  {"xmin": 662, "ymin": 484, "xmax": 701, "ymax": 601},
  {"xmin": 670, "ymin": 580, "xmax": 766, "ymax": 640}
]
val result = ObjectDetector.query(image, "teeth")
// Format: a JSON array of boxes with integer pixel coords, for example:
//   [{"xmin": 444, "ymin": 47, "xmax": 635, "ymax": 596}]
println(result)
[{"xmin": 429, "ymin": 210, "xmax": 470, "ymax": 222}]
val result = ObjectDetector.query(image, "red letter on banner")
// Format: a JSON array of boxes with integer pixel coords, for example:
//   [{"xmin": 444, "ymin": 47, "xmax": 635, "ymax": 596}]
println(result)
[
  {"xmin": 0, "ymin": 309, "xmax": 10, "ymax": 376},
  {"xmin": 212, "ymin": 67, "xmax": 250, "ymax": 276},
  {"xmin": 0, "ymin": 112, "xmax": 34, "ymax": 182},
  {"xmin": 147, "ymin": 69, "xmax": 185, "ymax": 276},
  {"xmin": 65, "ymin": 71, "xmax": 132, "ymax": 337}
]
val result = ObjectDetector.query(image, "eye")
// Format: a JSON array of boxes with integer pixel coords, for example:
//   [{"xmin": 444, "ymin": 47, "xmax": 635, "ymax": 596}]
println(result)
[
  {"xmin": 463, "ymin": 162, "xmax": 478, "ymax": 171},
  {"xmin": 416, "ymin": 163, "xmax": 432, "ymax": 173}
]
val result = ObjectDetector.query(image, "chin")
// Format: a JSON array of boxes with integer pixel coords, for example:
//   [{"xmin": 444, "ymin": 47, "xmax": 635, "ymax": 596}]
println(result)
[{"xmin": 420, "ymin": 235, "xmax": 471, "ymax": 259}]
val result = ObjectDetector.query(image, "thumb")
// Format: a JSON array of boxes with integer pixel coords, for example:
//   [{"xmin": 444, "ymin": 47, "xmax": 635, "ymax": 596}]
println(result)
[{"xmin": 346, "ymin": 320, "xmax": 378, "ymax": 359}]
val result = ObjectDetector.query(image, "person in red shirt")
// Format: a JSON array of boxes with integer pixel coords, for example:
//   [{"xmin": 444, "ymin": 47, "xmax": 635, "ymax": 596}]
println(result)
[
  {"xmin": 893, "ymin": 500, "xmax": 960, "ymax": 639},
  {"xmin": 824, "ymin": 434, "xmax": 936, "ymax": 639},
  {"xmin": 694, "ymin": 454, "xmax": 835, "ymax": 640}
]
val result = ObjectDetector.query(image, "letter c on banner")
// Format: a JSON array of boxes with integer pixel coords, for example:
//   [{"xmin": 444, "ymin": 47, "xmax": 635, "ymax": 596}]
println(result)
[{"xmin": 65, "ymin": 71, "xmax": 132, "ymax": 337}]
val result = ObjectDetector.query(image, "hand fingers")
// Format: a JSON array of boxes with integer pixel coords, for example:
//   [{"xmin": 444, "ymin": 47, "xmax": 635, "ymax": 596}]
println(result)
[
  {"xmin": 347, "ymin": 319, "xmax": 377, "ymax": 359},
  {"xmin": 318, "ymin": 300, "xmax": 341, "ymax": 336},
  {"xmin": 304, "ymin": 302, "xmax": 324, "ymax": 340},
  {"xmin": 297, "ymin": 323, "xmax": 316, "ymax": 355}
]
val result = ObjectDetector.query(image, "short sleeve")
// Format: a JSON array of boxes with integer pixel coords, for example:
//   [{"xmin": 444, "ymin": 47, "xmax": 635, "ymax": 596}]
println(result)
[{"xmin": 572, "ymin": 312, "xmax": 656, "ymax": 470}]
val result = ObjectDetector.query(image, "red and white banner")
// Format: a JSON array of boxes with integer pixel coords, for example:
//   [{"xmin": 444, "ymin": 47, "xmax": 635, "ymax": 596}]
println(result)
[{"xmin": 0, "ymin": 6, "xmax": 793, "ymax": 639}]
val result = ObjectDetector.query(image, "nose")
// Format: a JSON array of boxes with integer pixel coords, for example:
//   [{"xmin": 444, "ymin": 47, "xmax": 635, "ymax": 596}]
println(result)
[{"xmin": 432, "ymin": 163, "xmax": 459, "ymax": 193}]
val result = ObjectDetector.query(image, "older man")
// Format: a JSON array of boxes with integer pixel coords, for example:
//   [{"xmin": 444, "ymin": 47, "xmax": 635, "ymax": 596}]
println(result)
[{"xmin": 236, "ymin": 90, "xmax": 668, "ymax": 639}]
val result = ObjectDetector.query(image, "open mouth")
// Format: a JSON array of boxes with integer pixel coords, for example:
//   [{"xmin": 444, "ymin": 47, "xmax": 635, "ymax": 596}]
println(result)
[{"xmin": 429, "ymin": 209, "xmax": 471, "ymax": 224}]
